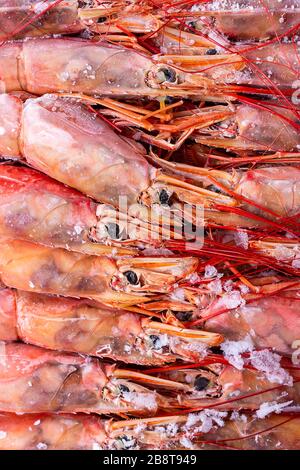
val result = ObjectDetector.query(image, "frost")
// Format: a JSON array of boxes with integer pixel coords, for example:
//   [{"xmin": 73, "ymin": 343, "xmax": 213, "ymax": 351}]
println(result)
[
  {"xmin": 216, "ymin": 290, "xmax": 246, "ymax": 311},
  {"xmin": 36, "ymin": 442, "xmax": 48, "ymax": 450},
  {"xmin": 0, "ymin": 431, "xmax": 6, "ymax": 439},
  {"xmin": 221, "ymin": 335, "xmax": 254, "ymax": 370},
  {"xmin": 185, "ymin": 409, "xmax": 227, "ymax": 434},
  {"xmin": 250, "ymin": 350, "xmax": 293, "ymax": 386},
  {"xmin": 204, "ymin": 265, "xmax": 218, "ymax": 278},
  {"xmin": 123, "ymin": 392, "xmax": 157, "ymax": 411},
  {"xmin": 180, "ymin": 437, "xmax": 194, "ymax": 449},
  {"xmin": 234, "ymin": 230, "xmax": 249, "ymax": 250},
  {"xmin": 170, "ymin": 288, "xmax": 186, "ymax": 302},
  {"xmin": 207, "ymin": 279, "xmax": 223, "ymax": 295},
  {"xmin": 256, "ymin": 400, "xmax": 293, "ymax": 419},
  {"xmin": 92, "ymin": 442, "xmax": 102, "ymax": 450}
]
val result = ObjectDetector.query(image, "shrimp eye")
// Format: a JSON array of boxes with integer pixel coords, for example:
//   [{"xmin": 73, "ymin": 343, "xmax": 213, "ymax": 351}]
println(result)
[
  {"xmin": 175, "ymin": 311, "xmax": 192, "ymax": 322},
  {"xmin": 124, "ymin": 270, "xmax": 139, "ymax": 285},
  {"xmin": 194, "ymin": 376, "xmax": 210, "ymax": 391},
  {"xmin": 119, "ymin": 384, "xmax": 130, "ymax": 394},
  {"xmin": 97, "ymin": 16, "xmax": 107, "ymax": 23},
  {"xmin": 159, "ymin": 188, "xmax": 171, "ymax": 205},
  {"xmin": 105, "ymin": 223, "xmax": 120, "ymax": 239},
  {"xmin": 165, "ymin": 96, "xmax": 176, "ymax": 105},
  {"xmin": 206, "ymin": 48, "xmax": 217, "ymax": 55},
  {"xmin": 150, "ymin": 334, "xmax": 161, "ymax": 349},
  {"xmin": 157, "ymin": 67, "xmax": 177, "ymax": 83}
]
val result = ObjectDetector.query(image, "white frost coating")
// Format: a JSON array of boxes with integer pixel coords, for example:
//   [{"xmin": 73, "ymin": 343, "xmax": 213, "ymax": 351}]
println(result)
[
  {"xmin": 207, "ymin": 279, "xmax": 223, "ymax": 295},
  {"xmin": 36, "ymin": 442, "xmax": 48, "ymax": 450},
  {"xmin": 256, "ymin": 400, "xmax": 293, "ymax": 419},
  {"xmin": 234, "ymin": 230, "xmax": 249, "ymax": 250},
  {"xmin": 123, "ymin": 392, "xmax": 157, "ymax": 411},
  {"xmin": 0, "ymin": 431, "xmax": 7, "ymax": 439},
  {"xmin": 170, "ymin": 288, "xmax": 186, "ymax": 301},
  {"xmin": 185, "ymin": 410, "xmax": 227, "ymax": 434},
  {"xmin": 204, "ymin": 265, "xmax": 218, "ymax": 278},
  {"xmin": 221, "ymin": 335, "xmax": 254, "ymax": 370},
  {"xmin": 250, "ymin": 350, "xmax": 293, "ymax": 386},
  {"xmin": 180, "ymin": 437, "xmax": 194, "ymax": 449}
]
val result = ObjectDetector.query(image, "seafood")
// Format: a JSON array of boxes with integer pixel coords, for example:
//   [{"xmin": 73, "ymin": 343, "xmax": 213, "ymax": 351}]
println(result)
[
  {"xmin": 0, "ymin": 164, "xmax": 135, "ymax": 256},
  {"xmin": 0, "ymin": 36, "xmax": 298, "ymax": 99},
  {"xmin": 154, "ymin": 354, "xmax": 300, "ymax": 411},
  {"xmin": 0, "ymin": 411, "xmax": 299, "ymax": 450},
  {"xmin": 2, "ymin": 94, "xmax": 300, "ymax": 247},
  {"xmin": 90, "ymin": 0, "xmax": 300, "ymax": 44},
  {"xmin": 3, "ymin": 1, "xmax": 299, "ymax": 44},
  {"xmin": 0, "ymin": 287, "xmax": 222, "ymax": 364},
  {"xmin": 0, "ymin": 238, "xmax": 198, "ymax": 306},
  {"xmin": 0, "ymin": 0, "xmax": 81, "ymax": 40},
  {"xmin": 202, "ymin": 290, "xmax": 300, "ymax": 356},
  {"xmin": 0, "ymin": 342, "xmax": 198, "ymax": 416},
  {"xmin": 0, "ymin": 342, "xmax": 298, "ymax": 416}
]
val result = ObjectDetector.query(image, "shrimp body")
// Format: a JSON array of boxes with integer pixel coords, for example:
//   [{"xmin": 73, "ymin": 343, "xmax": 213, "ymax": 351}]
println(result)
[
  {"xmin": 158, "ymin": 358, "xmax": 300, "ymax": 411},
  {"xmin": 0, "ymin": 342, "xmax": 185, "ymax": 416},
  {"xmin": 0, "ymin": 164, "xmax": 135, "ymax": 256},
  {"xmin": 0, "ymin": 287, "xmax": 222, "ymax": 364},
  {"xmin": 0, "ymin": 411, "xmax": 299, "ymax": 450},
  {"xmin": 0, "ymin": 239, "xmax": 198, "ymax": 306},
  {"xmin": 191, "ymin": 0, "xmax": 300, "ymax": 41},
  {"xmin": 203, "ymin": 292, "xmax": 300, "ymax": 356}
]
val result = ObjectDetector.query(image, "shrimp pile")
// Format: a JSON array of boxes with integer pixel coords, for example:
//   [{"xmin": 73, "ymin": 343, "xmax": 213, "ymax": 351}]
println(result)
[{"xmin": 0, "ymin": 0, "xmax": 299, "ymax": 451}]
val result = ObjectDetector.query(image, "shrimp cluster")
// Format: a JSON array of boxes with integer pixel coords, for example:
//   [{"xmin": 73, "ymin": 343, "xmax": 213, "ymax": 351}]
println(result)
[{"xmin": 0, "ymin": 0, "xmax": 299, "ymax": 451}]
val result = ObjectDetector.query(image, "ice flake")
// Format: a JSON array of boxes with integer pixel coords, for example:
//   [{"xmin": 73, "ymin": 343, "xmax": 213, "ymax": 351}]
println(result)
[
  {"xmin": 250, "ymin": 350, "xmax": 293, "ymax": 386},
  {"xmin": 123, "ymin": 392, "xmax": 157, "ymax": 411},
  {"xmin": 256, "ymin": 400, "xmax": 293, "ymax": 419},
  {"xmin": 221, "ymin": 335, "xmax": 254, "ymax": 370}
]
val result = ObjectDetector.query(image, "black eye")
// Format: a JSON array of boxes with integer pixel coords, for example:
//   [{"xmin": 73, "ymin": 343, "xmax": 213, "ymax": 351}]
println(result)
[
  {"xmin": 150, "ymin": 335, "xmax": 160, "ymax": 349},
  {"xmin": 159, "ymin": 67, "xmax": 177, "ymax": 83},
  {"xmin": 119, "ymin": 384, "xmax": 130, "ymax": 394},
  {"xmin": 105, "ymin": 223, "xmax": 120, "ymax": 239},
  {"xmin": 159, "ymin": 189, "xmax": 170, "ymax": 205},
  {"xmin": 194, "ymin": 376, "xmax": 210, "ymax": 391},
  {"xmin": 124, "ymin": 270, "xmax": 139, "ymax": 285},
  {"xmin": 97, "ymin": 16, "xmax": 107, "ymax": 23},
  {"xmin": 206, "ymin": 48, "xmax": 217, "ymax": 55},
  {"xmin": 175, "ymin": 311, "xmax": 192, "ymax": 322},
  {"xmin": 210, "ymin": 346, "xmax": 222, "ymax": 355},
  {"xmin": 165, "ymin": 96, "xmax": 176, "ymax": 105}
]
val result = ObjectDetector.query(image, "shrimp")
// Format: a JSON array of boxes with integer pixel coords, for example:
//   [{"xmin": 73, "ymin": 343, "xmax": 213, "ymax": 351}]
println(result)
[
  {"xmin": 0, "ymin": 411, "xmax": 298, "ymax": 450},
  {"xmin": 176, "ymin": 0, "xmax": 300, "ymax": 42},
  {"xmin": 0, "ymin": 37, "xmax": 225, "ymax": 97},
  {"xmin": 192, "ymin": 104, "xmax": 300, "ymax": 152},
  {"xmin": 201, "ymin": 289, "xmax": 300, "ymax": 356},
  {"xmin": 0, "ymin": 343, "xmax": 297, "ymax": 416},
  {"xmin": 4, "ymin": 1, "xmax": 299, "ymax": 45},
  {"xmin": 0, "ymin": 342, "xmax": 204, "ymax": 416},
  {"xmin": 4, "ymin": 94, "xmax": 299, "ymax": 237},
  {"xmin": 0, "ymin": 287, "xmax": 222, "ymax": 364},
  {"xmin": 150, "ymin": 354, "xmax": 300, "ymax": 412},
  {"xmin": 0, "ymin": 164, "xmax": 136, "ymax": 256},
  {"xmin": 0, "ymin": 238, "xmax": 198, "ymax": 306},
  {"xmin": 0, "ymin": 0, "xmax": 81, "ymax": 40}
]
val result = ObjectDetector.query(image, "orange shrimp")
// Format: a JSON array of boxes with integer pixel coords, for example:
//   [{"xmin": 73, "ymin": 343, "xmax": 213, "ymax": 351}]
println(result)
[
  {"xmin": 0, "ymin": 164, "xmax": 136, "ymax": 256},
  {"xmin": 0, "ymin": 287, "xmax": 222, "ymax": 364},
  {"xmin": 0, "ymin": 238, "xmax": 198, "ymax": 306},
  {"xmin": 0, "ymin": 342, "xmax": 204, "ymax": 416},
  {"xmin": 0, "ymin": 411, "xmax": 299, "ymax": 450}
]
